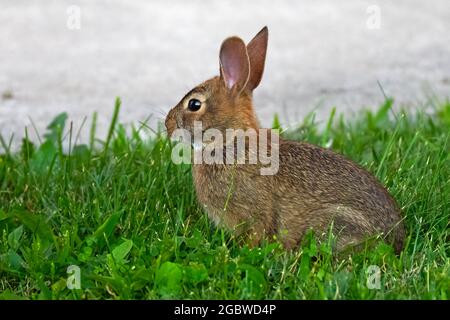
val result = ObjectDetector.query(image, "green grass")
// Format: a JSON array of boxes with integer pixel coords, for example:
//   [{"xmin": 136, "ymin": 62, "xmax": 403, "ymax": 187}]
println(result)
[{"xmin": 0, "ymin": 98, "xmax": 449, "ymax": 300}]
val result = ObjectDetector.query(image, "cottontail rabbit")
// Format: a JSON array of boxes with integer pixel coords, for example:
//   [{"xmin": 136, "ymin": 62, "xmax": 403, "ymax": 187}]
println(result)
[{"xmin": 165, "ymin": 27, "xmax": 405, "ymax": 253}]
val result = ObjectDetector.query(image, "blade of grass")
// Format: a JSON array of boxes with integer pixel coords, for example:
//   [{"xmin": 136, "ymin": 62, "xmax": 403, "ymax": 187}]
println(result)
[{"xmin": 103, "ymin": 97, "xmax": 121, "ymax": 158}]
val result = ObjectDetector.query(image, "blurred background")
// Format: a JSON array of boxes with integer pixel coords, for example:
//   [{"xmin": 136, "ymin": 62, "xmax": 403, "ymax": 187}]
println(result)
[{"xmin": 0, "ymin": 0, "xmax": 449, "ymax": 147}]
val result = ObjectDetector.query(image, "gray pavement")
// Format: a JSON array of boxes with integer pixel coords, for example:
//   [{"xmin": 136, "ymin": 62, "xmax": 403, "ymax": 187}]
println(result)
[{"xmin": 0, "ymin": 0, "xmax": 449, "ymax": 148}]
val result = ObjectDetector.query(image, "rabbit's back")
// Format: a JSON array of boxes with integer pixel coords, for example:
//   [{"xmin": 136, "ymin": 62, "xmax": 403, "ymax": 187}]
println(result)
[{"xmin": 274, "ymin": 140, "xmax": 405, "ymax": 252}]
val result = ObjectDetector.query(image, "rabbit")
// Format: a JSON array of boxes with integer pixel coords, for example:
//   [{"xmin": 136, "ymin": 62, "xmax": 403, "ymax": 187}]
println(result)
[{"xmin": 165, "ymin": 26, "xmax": 406, "ymax": 254}]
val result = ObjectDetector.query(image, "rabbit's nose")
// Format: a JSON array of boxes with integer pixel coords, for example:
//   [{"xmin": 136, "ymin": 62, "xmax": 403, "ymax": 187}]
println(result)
[{"xmin": 165, "ymin": 111, "xmax": 177, "ymax": 136}]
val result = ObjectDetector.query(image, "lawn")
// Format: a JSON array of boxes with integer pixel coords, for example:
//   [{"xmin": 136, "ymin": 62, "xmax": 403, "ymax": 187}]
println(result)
[{"xmin": 0, "ymin": 98, "xmax": 449, "ymax": 299}]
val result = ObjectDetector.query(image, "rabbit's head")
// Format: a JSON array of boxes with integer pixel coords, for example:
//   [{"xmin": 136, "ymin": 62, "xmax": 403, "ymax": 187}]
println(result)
[{"xmin": 165, "ymin": 27, "xmax": 268, "ymax": 138}]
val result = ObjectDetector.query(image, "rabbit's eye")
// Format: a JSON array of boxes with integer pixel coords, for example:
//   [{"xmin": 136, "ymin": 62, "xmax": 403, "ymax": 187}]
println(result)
[{"xmin": 188, "ymin": 98, "xmax": 202, "ymax": 111}]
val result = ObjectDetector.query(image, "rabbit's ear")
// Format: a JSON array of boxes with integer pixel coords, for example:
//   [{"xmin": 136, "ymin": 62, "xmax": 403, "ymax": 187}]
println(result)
[
  {"xmin": 219, "ymin": 36, "xmax": 250, "ymax": 93},
  {"xmin": 246, "ymin": 26, "xmax": 268, "ymax": 91}
]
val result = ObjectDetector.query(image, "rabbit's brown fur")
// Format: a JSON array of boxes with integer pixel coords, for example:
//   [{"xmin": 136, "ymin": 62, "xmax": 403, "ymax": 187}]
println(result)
[{"xmin": 165, "ymin": 27, "xmax": 405, "ymax": 253}]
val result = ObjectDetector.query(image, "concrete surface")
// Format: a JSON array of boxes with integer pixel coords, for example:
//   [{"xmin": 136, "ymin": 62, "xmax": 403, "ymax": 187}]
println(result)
[{"xmin": 0, "ymin": 0, "xmax": 449, "ymax": 148}]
